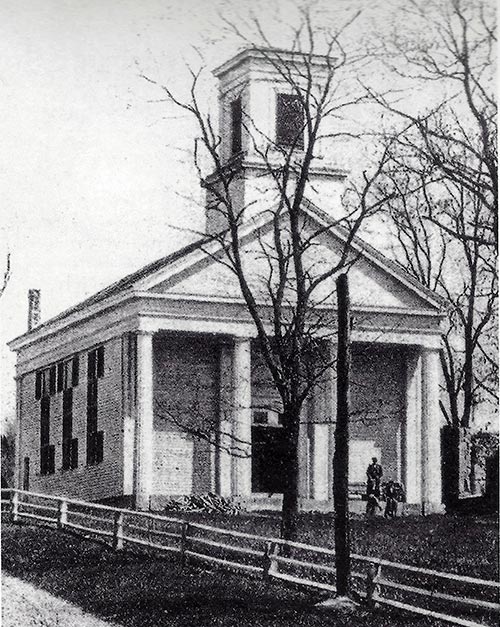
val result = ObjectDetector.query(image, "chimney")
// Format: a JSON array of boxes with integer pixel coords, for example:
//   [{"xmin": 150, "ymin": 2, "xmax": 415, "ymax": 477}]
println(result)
[{"xmin": 27, "ymin": 289, "xmax": 41, "ymax": 331}]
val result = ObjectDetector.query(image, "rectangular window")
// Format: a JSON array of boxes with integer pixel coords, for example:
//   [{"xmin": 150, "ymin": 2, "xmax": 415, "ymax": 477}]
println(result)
[
  {"xmin": 35, "ymin": 369, "xmax": 50, "ymax": 399},
  {"xmin": 58, "ymin": 356, "xmax": 79, "ymax": 391},
  {"xmin": 276, "ymin": 93, "xmax": 304, "ymax": 150},
  {"xmin": 231, "ymin": 97, "xmax": 242, "ymax": 155},
  {"xmin": 88, "ymin": 346, "xmax": 105, "ymax": 380},
  {"xmin": 62, "ymin": 388, "xmax": 73, "ymax": 470}
]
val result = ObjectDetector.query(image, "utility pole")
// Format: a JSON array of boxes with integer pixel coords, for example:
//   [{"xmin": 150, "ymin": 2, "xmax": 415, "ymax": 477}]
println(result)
[{"xmin": 334, "ymin": 273, "xmax": 351, "ymax": 596}]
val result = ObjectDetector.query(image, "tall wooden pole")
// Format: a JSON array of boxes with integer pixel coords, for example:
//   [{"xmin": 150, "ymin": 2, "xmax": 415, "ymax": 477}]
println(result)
[{"xmin": 334, "ymin": 273, "xmax": 351, "ymax": 596}]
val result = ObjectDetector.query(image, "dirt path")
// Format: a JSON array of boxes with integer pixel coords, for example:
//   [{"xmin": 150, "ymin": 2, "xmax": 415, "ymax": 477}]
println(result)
[{"xmin": 1, "ymin": 573, "xmax": 120, "ymax": 627}]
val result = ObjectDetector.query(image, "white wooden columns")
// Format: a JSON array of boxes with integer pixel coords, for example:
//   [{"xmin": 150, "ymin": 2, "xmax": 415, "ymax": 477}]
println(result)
[
  {"xmin": 134, "ymin": 331, "xmax": 154, "ymax": 510},
  {"xmin": 421, "ymin": 348, "xmax": 443, "ymax": 512},
  {"xmin": 231, "ymin": 337, "xmax": 252, "ymax": 497},
  {"xmin": 405, "ymin": 351, "xmax": 422, "ymax": 504},
  {"xmin": 405, "ymin": 347, "xmax": 443, "ymax": 512}
]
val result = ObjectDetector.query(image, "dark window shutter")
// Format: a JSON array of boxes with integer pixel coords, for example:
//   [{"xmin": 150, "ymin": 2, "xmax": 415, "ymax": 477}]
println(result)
[
  {"xmin": 35, "ymin": 371, "xmax": 42, "ymax": 400},
  {"xmin": 62, "ymin": 388, "xmax": 73, "ymax": 470},
  {"xmin": 23, "ymin": 457, "xmax": 30, "ymax": 491},
  {"xmin": 96, "ymin": 431, "xmax": 104, "ymax": 464},
  {"xmin": 276, "ymin": 94, "xmax": 304, "ymax": 150},
  {"xmin": 62, "ymin": 439, "xmax": 70, "ymax": 470},
  {"xmin": 40, "ymin": 446, "xmax": 46, "ymax": 475},
  {"xmin": 48, "ymin": 445, "xmax": 55, "ymax": 474},
  {"xmin": 72, "ymin": 356, "xmax": 79, "ymax": 387},
  {"xmin": 88, "ymin": 350, "xmax": 96, "ymax": 380},
  {"xmin": 71, "ymin": 438, "xmax": 78, "ymax": 469},
  {"xmin": 97, "ymin": 346, "xmax": 105, "ymax": 378},
  {"xmin": 49, "ymin": 366, "xmax": 57, "ymax": 396},
  {"xmin": 40, "ymin": 396, "xmax": 50, "ymax": 447},
  {"xmin": 86, "ymin": 433, "xmax": 93, "ymax": 466},
  {"xmin": 57, "ymin": 362, "xmax": 64, "ymax": 392},
  {"xmin": 231, "ymin": 98, "xmax": 242, "ymax": 155},
  {"xmin": 86, "ymin": 379, "xmax": 98, "ymax": 465}
]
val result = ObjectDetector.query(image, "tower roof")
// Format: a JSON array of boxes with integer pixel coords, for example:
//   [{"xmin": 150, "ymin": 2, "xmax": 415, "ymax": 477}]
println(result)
[{"xmin": 213, "ymin": 46, "xmax": 334, "ymax": 79}]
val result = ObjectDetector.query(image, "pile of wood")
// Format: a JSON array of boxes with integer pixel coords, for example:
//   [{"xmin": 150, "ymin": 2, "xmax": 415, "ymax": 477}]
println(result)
[{"xmin": 163, "ymin": 493, "xmax": 241, "ymax": 515}]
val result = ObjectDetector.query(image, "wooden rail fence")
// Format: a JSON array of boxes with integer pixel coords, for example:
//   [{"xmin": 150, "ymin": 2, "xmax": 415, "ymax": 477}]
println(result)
[{"xmin": 1, "ymin": 489, "xmax": 498, "ymax": 627}]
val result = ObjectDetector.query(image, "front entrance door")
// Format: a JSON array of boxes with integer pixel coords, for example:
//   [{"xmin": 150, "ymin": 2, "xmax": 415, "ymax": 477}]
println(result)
[{"xmin": 251, "ymin": 411, "xmax": 287, "ymax": 493}]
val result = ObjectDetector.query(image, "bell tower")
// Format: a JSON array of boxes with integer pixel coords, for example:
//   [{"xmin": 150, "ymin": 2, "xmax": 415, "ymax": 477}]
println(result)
[{"xmin": 204, "ymin": 48, "xmax": 348, "ymax": 234}]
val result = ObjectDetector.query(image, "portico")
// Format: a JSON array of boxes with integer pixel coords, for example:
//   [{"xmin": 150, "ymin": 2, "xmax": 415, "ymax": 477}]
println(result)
[{"xmin": 125, "ymin": 283, "xmax": 443, "ymax": 513}]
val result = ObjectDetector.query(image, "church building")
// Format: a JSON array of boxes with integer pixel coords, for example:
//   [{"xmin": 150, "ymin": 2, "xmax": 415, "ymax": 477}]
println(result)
[{"xmin": 9, "ymin": 48, "xmax": 445, "ymax": 513}]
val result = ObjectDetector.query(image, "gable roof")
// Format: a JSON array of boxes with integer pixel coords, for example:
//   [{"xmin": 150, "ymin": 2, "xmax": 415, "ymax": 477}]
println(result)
[
  {"xmin": 10, "ymin": 200, "xmax": 444, "ymax": 348},
  {"xmin": 9, "ymin": 237, "xmax": 208, "ymax": 345},
  {"xmin": 301, "ymin": 198, "xmax": 446, "ymax": 307}
]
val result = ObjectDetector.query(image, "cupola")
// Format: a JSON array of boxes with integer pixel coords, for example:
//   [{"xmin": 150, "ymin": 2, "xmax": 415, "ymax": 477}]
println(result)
[{"xmin": 205, "ymin": 48, "xmax": 348, "ymax": 234}]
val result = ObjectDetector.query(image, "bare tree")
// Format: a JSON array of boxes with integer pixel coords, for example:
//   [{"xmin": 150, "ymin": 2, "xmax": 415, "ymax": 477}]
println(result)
[
  {"xmin": 368, "ymin": 0, "xmax": 497, "ymax": 245},
  {"xmin": 144, "ymin": 9, "xmax": 392, "ymax": 555},
  {"xmin": 369, "ymin": 0, "xmax": 497, "ymax": 506},
  {"xmin": 1, "ymin": 252, "xmax": 11, "ymax": 299}
]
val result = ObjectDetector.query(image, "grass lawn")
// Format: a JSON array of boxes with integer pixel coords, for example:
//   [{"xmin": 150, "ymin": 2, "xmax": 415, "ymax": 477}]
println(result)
[
  {"xmin": 1, "ymin": 522, "xmax": 455, "ymax": 627},
  {"xmin": 167, "ymin": 511, "xmax": 499, "ymax": 580}
]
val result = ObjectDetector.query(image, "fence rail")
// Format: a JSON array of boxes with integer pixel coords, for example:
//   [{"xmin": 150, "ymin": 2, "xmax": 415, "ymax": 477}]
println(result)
[{"xmin": 1, "ymin": 489, "xmax": 498, "ymax": 627}]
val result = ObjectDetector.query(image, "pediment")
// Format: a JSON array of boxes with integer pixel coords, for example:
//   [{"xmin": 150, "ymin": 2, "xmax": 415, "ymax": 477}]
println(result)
[{"xmin": 145, "ymin": 213, "xmax": 441, "ymax": 313}]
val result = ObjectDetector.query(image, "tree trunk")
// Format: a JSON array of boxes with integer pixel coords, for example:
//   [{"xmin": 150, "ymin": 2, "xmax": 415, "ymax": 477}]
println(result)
[
  {"xmin": 334, "ymin": 273, "xmax": 351, "ymax": 597},
  {"xmin": 441, "ymin": 424, "xmax": 461, "ymax": 511},
  {"xmin": 280, "ymin": 405, "xmax": 301, "ymax": 542}
]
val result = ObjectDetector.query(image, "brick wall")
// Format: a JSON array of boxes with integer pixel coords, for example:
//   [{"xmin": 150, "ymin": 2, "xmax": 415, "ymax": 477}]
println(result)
[
  {"xmin": 350, "ymin": 344, "xmax": 405, "ymax": 488},
  {"xmin": 17, "ymin": 337, "xmax": 124, "ymax": 502},
  {"xmin": 152, "ymin": 334, "xmax": 219, "ymax": 496}
]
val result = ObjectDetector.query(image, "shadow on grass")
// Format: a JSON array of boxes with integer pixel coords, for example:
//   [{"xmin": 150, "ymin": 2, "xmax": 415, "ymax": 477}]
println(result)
[{"xmin": 0, "ymin": 523, "xmax": 466, "ymax": 627}]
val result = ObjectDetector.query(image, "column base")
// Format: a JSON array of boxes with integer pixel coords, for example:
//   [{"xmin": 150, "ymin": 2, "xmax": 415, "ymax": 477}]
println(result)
[
  {"xmin": 421, "ymin": 501, "xmax": 446, "ymax": 515},
  {"xmin": 135, "ymin": 494, "xmax": 151, "ymax": 511}
]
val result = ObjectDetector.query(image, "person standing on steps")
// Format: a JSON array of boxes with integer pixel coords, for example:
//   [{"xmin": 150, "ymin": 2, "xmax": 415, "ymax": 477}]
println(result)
[{"xmin": 366, "ymin": 457, "xmax": 383, "ymax": 499}]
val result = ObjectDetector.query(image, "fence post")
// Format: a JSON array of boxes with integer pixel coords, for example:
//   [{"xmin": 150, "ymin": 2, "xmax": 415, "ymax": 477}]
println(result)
[
  {"xmin": 113, "ymin": 511, "xmax": 124, "ymax": 551},
  {"xmin": 180, "ymin": 521, "xmax": 190, "ymax": 567},
  {"xmin": 57, "ymin": 499, "xmax": 68, "ymax": 530},
  {"xmin": 365, "ymin": 562, "xmax": 381, "ymax": 608},
  {"xmin": 264, "ymin": 541, "xmax": 279, "ymax": 580},
  {"xmin": 10, "ymin": 491, "xmax": 19, "ymax": 524},
  {"xmin": 263, "ymin": 541, "xmax": 272, "ymax": 581}
]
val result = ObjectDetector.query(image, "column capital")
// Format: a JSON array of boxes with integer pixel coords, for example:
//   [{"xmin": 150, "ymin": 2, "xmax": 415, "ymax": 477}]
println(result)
[
  {"xmin": 135, "ymin": 329, "xmax": 155, "ymax": 337},
  {"xmin": 233, "ymin": 335, "xmax": 253, "ymax": 343}
]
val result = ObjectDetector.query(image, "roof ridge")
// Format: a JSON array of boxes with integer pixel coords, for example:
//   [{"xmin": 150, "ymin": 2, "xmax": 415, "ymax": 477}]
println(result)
[{"xmin": 12, "ymin": 236, "xmax": 209, "ymax": 341}]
